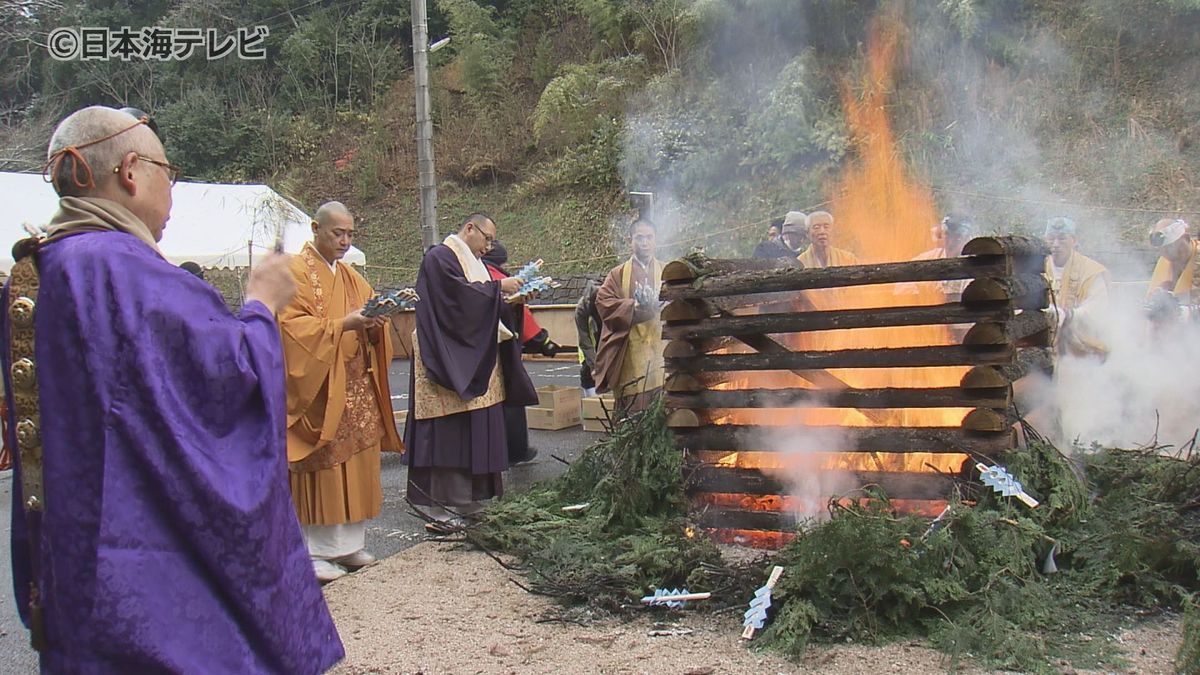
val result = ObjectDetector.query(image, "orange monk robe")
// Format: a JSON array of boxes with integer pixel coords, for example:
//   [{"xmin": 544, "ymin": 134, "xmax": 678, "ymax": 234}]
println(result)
[
  {"xmin": 593, "ymin": 257, "xmax": 664, "ymax": 409},
  {"xmin": 1147, "ymin": 239, "xmax": 1200, "ymax": 303},
  {"xmin": 279, "ymin": 242, "xmax": 403, "ymax": 526},
  {"xmin": 1046, "ymin": 250, "xmax": 1111, "ymax": 357},
  {"xmin": 798, "ymin": 245, "xmax": 859, "ymax": 269}
]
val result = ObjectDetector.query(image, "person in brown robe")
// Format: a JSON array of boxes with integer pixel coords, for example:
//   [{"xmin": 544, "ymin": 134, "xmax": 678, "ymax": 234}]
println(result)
[
  {"xmin": 593, "ymin": 219, "xmax": 664, "ymax": 413},
  {"xmin": 279, "ymin": 201, "xmax": 403, "ymax": 582}
]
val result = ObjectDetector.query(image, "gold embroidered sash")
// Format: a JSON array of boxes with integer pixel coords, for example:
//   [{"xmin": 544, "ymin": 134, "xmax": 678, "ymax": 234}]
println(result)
[{"xmin": 412, "ymin": 331, "xmax": 506, "ymax": 420}]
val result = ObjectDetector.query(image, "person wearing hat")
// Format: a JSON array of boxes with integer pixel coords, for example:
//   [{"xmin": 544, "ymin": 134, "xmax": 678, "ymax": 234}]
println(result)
[
  {"xmin": 779, "ymin": 211, "xmax": 809, "ymax": 256},
  {"xmin": 1147, "ymin": 217, "xmax": 1197, "ymax": 304},
  {"xmin": 1043, "ymin": 216, "xmax": 1110, "ymax": 356},
  {"xmin": 916, "ymin": 215, "xmax": 973, "ymax": 261},
  {"xmin": 752, "ymin": 217, "xmax": 793, "ymax": 259},
  {"xmin": 897, "ymin": 215, "xmax": 975, "ymax": 299},
  {"xmin": 799, "ymin": 210, "xmax": 858, "ymax": 268}
]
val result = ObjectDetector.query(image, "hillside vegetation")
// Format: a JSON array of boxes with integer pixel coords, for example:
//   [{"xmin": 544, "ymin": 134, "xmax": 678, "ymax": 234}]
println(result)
[{"xmin": 3, "ymin": 0, "xmax": 1200, "ymax": 285}]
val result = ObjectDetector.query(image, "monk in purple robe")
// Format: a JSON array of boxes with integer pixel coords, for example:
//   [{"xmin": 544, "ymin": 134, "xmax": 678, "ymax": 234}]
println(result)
[
  {"xmin": 2, "ymin": 106, "xmax": 342, "ymax": 672},
  {"xmin": 404, "ymin": 213, "xmax": 537, "ymax": 532}
]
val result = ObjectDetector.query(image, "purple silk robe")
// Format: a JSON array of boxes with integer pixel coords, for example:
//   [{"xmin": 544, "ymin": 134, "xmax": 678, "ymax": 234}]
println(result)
[
  {"xmin": 3, "ymin": 232, "xmax": 343, "ymax": 673},
  {"xmin": 403, "ymin": 245, "xmax": 537, "ymax": 481}
]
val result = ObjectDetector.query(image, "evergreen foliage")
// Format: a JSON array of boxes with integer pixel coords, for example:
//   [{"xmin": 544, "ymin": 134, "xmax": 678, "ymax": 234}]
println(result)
[
  {"xmin": 474, "ymin": 405, "xmax": 1200, "ymax": 672},
  {"xmin": 471, "ymin": 396, "xmax": 720, "ymax": 609}
]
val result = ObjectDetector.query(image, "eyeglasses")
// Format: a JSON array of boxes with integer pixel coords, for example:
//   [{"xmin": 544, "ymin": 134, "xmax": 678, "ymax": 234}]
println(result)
[
  {"xmin": 476, "ymin": 225, "xmax": 496, "ymax": 245},
  {"xmin": 113, "ymin": 154, "xmax": 183, "ymax": 186}
]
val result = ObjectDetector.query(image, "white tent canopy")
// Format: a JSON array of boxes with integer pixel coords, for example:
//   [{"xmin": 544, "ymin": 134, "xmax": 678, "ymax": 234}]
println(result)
[{"xmin": 0, "ymin": 172, "xmax": 365, "ymax": 272}]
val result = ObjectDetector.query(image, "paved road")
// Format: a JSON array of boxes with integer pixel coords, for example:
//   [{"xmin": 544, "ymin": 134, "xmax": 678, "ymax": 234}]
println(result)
[{"xmin": 0, "ymin": 360, "xmax": 595, "ymax": 672}]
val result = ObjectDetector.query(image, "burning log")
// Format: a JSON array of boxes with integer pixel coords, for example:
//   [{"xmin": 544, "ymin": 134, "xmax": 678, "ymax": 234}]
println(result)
[
  {"xmin": 960, "ymin": 235, "xmax": 1050, "ymax": 273},
  {"xmin": 695, "ymin": 508, "xmax": 796, "ymax": 532},
  {"xmin": 684, "ymin": 465, "xmax": 959, "ymax": 501},
  {"xmin": 962, "ymin": 407, "xmax": 1021, "ymax": 432},
  {"xmin": 665, "ymin": 372, "xmax": 714, "ymax": 392},
  {"xmin": 664, "ymin": 302, "xmax": 1013, "ymax": 341},
  {"xmin": 661, "ymin": 255, "xmax": 1010, "ymax": 301},
  {"xmin": 960, "ymin": 275, "xmax": 1049, "ymax": 310},
  {"xmin": 960, "ymin": 348, "xmax": 1053, "ymax": 389},
  {"xmin": 667, "ymin": 385, "xmax": 1010, "ymax": 410},
  {"xmin": 661, "ymin": 255, "xmax": 801, "ymax": 283},
  {"xmin": 666, "ymin": 344, "xmax": 1014, "ymax": 372},
  {"xmin": 961, "ymin": 310, "xmax": 1053, "ymax": 347},
  {"xmin": 672, "ymin": 425, "xmax": 1014, "ymax": 455},
  {"xmin": 662, "ymin": 338, "xmax": 732, "ymax": 357}
]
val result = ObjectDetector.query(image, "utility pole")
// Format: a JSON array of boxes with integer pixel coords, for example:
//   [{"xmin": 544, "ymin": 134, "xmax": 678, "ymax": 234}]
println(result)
[{"xmin": 411, "ymin": 0, "xmax": 438, "ymax": 250}]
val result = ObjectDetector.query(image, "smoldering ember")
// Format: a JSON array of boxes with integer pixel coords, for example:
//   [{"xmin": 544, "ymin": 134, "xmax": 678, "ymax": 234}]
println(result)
[{"xmin": 2, "ymin": 1, "xmax": 1200, "ymax": 674}]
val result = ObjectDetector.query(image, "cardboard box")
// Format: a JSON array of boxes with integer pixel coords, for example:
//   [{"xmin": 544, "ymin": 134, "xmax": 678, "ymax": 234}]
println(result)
[
  {"xmin": 526, "ymin": 405, "xmax": 581, "ymax": 431},
  {"xmin": 580, "ymin": 395, "xmax": 615, "ymax": 432},
  {"xmin": 536, "ymin": 385, "xmax": 582, "ymax": 410}
]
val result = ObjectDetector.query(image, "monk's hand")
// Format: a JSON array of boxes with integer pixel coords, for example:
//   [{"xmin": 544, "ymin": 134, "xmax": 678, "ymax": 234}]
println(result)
[
  {"xmin": 342, "ymin": 309, "xmax": 385, "ymax": 332},
  {"xmin": 246, "ymin": 253, "xmax": 296, "ymax": 313},
  {"xmin": 499, "ymin": 276, "xmax": 523, "ymax": 296}
]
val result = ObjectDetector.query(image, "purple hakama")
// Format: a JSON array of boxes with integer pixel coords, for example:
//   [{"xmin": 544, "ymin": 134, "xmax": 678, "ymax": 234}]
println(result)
[{"xmin": 403, "ymin": 245, "xmax": 536, "ymax": 508}]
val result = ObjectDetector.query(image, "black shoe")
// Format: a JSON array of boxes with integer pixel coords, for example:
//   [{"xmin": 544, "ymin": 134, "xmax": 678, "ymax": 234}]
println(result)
[{"xmin": 509, "ymin": 448, "xmax": 539, "ymax": 466}]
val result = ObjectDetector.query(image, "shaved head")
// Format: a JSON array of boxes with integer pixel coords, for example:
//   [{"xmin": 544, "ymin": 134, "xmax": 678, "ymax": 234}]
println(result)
[
  {"xmin": 457, "ymin": 212, "xmax": 496, "ymax": 258},
  {"xmin": 48, "ymin": 106, "xmax": 162, "ymax": 197},
  {"xmin": 314, "ymin": 201, "xmax": 352, "ymax": 230},
  {"xmin": 311, "ymin": 201, "xmax": 356, "ymax": 263},
  {"xmin": 458, "ymin": 212, "xmax": 494, "ymax": 234}
]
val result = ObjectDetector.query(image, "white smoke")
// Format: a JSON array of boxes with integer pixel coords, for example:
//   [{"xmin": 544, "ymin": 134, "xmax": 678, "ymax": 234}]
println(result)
[
  {"xmin": 756, "ymin": 401, "xmax": 858, "ymax": 523},
  {"xmin": 1048, "ymin": 294, "xmax": 1200, "ymax": 451}
]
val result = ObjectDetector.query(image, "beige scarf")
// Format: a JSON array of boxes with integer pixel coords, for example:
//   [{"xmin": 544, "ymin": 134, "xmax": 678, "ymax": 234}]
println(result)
[
  {"xmin": 443, "ymin": 234, "xmax": 513, "ymax": 342},
  {"xmin": 44, "ymin": 196, "xmax": 162, "ymax": 255}
]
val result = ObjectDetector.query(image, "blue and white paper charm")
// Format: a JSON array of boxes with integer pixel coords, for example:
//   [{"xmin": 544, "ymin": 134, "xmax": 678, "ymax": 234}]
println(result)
[
  {"xmin": 975, "ymin": 462, "xmax": 1039, "ymax": 508},
  {"xmin": 742, "ymin": 565, "xmax": 784, "ymax": 639}
]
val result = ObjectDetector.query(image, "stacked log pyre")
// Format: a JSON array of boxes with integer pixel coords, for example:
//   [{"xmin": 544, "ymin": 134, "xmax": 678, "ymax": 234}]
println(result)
[{"xmin": 660, "ymin": 236, "xmax": 1052, "ymax": 544}]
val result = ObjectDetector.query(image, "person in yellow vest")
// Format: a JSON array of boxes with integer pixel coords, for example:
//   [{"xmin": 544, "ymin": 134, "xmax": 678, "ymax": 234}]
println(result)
[
  {"xmin": 1147, "ymin": 217, "xmax": 1197, "ymax": 305},
  {"xmin": 1043, "ymin": 216, "xmax": 1110, "ymax": 357},
  {"xmin": 799, "ymin": 211, "xmax": 859, "ymax": 268},
  {"xmin": 278, "ymin": 201, "xmax": 403, "ymax": 582},
  {"xmin": 593, "ymin": 219, "xmax": 664, "ymax": 413}
]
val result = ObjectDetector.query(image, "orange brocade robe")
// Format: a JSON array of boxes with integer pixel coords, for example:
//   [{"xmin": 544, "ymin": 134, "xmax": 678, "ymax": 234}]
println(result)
[{"xmin": 279, "ymin": 243, "xmax": 403, "ymax": 526}]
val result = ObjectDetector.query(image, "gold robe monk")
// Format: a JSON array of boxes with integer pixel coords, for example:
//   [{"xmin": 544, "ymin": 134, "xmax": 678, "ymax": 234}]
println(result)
[
  {"xmin": 1147, "ymin": 217, "xmax": 1198, "ymax": 304},
  {"xmin": 593, "ymin": 219, "xmax": 664, "ymax": 412},
  {"xmin": 1044, "ymin": 217, "xmax": 1110, "ymax": 357},
  {"xmin": 279, "ymin": 201, "xmax": 402, "ymax": 583},
  {"xmin": 798, "ymin": 211, "xmax": 859, "ymax": 269}
]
